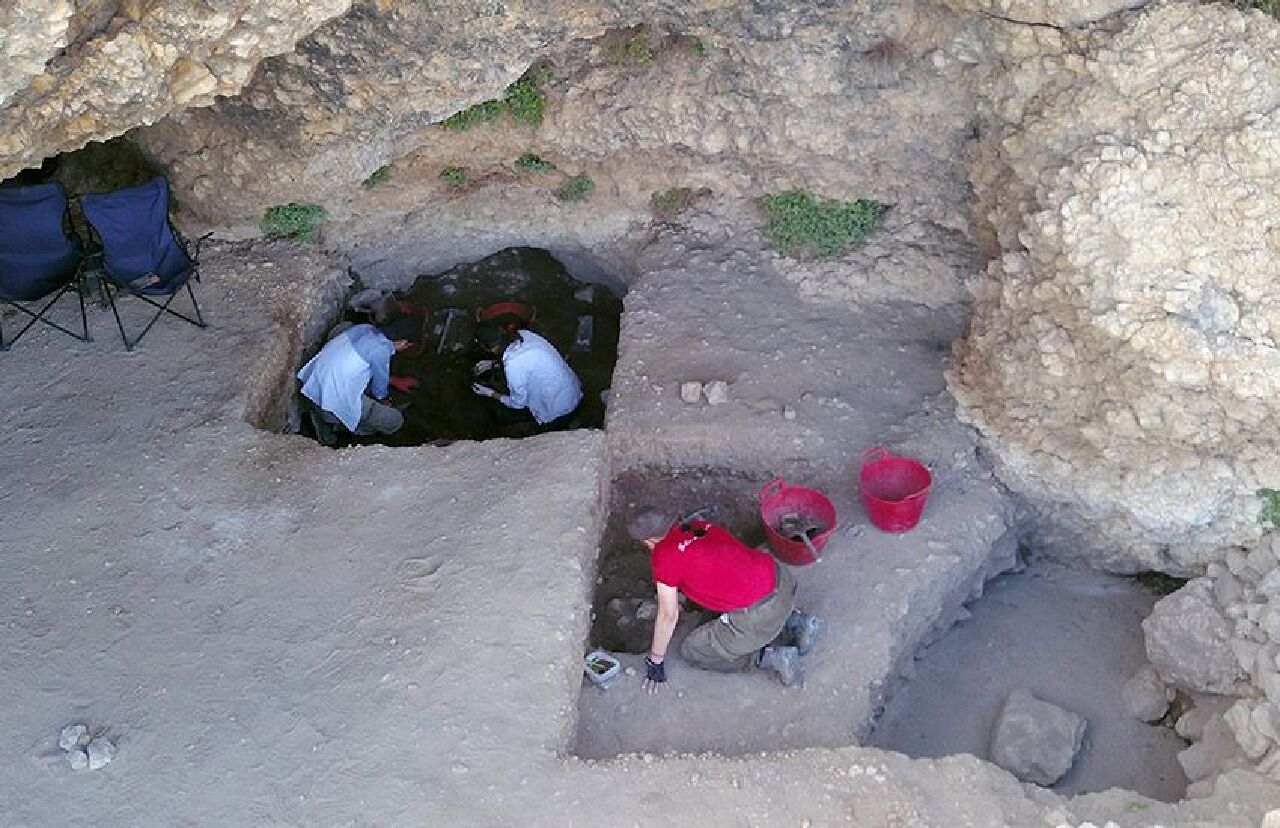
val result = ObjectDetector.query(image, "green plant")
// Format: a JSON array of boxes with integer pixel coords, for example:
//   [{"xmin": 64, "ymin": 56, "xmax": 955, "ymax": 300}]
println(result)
[
  {"xmin": 441, "ymin": 67, "xmax": 553, "ymax": 130},
  {"xmin": 555, "ymin": 173, "xmax": 595, "ymax": 203},
  {"xmin": 440, "ymin": 166, "xmax": 470, "ymax": 189},
  {"xmin": 690, "ymin": 37, "xmax": 708, "ymax": 58},
  {"xmin": 650, "ymin": 187, "xmax": 694, "ymax": 218},
  {"xmin": 1236, "ymin": 0, "xmax": 1279, "ymax": 16},
  {"xmin": 1259, "ymin": 488, "xmax": 1280, "ymax": 528},
  {"xmin": 758, "ymin": 190, "xmax": 887, "ymax": 258},
  {"xmin": 260, "ymin": 203, "xmax": 326, "ymax": 241},
  {"xmin": 361, "ymin": 164, "xmax": 392, "ymax": 190},
  {"xmin": 505, "ymin": 71, "xmax": 551, "ymax": 126},
  {"xmin": 608, "ymin": 25, "xmax": 656, "ymax": 66},
  {"xmin": 514, "ymin": 153, "xmax": 556, "ymax": 174}
]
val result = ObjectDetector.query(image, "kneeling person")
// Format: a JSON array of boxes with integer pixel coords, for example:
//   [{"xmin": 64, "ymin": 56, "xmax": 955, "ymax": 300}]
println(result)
[
  {"xmin": 297, "ymin": 316, "xmax": 419, "ymax": 436},
  {"xmin": 640, "ymin": 516, "xmax": 823, "ymax": 691},
  {"xmin": 470, "ymin": 320, "xmax": 582, "ymax": 432}
]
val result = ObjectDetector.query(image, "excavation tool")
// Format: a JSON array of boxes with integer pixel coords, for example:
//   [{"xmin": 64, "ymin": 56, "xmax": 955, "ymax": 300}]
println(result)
[
  {"xmin": 435, "ymin": 307, "xmax": 467, "ymax": 355},
  {"xmin": 759, "ymin": 478, "xmax": 837, "ymax": 566},
  {"xmin": 677, "ymin": 504, "xmax": 718, "ymax": 531}
]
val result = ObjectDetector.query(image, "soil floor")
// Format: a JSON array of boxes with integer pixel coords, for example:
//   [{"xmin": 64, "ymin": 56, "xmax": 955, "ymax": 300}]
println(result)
[
  {"xmin": 870, "ymin": 559, "xmax": 1189, "ymax": 802},
  {"xmin": 2, "ymin": 209, "xmax": 1278, "ymax": 826}
]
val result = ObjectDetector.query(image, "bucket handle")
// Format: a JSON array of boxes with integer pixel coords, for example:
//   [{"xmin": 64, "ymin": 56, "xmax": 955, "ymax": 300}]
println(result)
[
  {"xmin": 860, "ymin": 446, "xmax": 892, "ymax": 467},
  {"xmin": 759, "ymin": 478, "xmax": 786, "ymax": 502}
]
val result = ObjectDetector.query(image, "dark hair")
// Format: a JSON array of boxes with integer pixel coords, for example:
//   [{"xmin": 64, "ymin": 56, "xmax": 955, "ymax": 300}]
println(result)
[
  {"xmin": 378, "ymin": 315, "xmax": 421, "ymax": 343},
  {"xmin": 474, "ymin": 319, "xmax": 519, "ymax": 353}
]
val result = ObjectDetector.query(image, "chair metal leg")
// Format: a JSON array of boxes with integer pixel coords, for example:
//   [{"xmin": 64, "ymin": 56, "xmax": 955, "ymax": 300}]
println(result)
[
  {"xmin": 187, "ymin": 281, "xmax": 207, "ymax": 328},
  {"xmin": 77, "ymin": 273, "xmax": 92, "ymax": 342},
  {"xmin": 0, "ymin": 285, "xmax": 93, "ymax": 350},
  {"xmin": 104, "ymin": 283, "xmax": 132, "ymax": 351}
]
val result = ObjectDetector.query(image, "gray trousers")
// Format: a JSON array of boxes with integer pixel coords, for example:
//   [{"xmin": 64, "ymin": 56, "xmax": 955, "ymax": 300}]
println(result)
[
  {"xmin": 679, "ymin": 561, "xmax": 797, "ymax": 672},
  {"xmin": 321, "ymin": 396, "xmax": 404, "ymax": 435}
]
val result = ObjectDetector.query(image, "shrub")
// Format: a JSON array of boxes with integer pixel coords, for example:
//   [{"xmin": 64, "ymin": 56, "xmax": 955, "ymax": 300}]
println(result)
[
  {"xmin": 361, "ymin": 164, "xmax": 392, "ymax": 190},
  {"xmin": 690, "ymin": 37, "xmax": 708, "ymax": 58},
  {"xmin": 650, "ymin": 187, "xmax": 694, "ymax": 218},
  {"xmin": 1259, "ymin": 488, "xmax": 1280, "ymax": 528},
  {"xmin": 442, "ymin": 67, "xmax": 553, "ymax": 130},
  {"xmin": 442, "ymin": 99, "xmax": 506, "ymax": 131},
  {"xmin": 555, "ymin": 173, "xmax": 594, "ymax": 202},
  {"xmin": 758, "ymin": 190, "xmax": 886, "ymax": 258},
  {"xmin": 515, "ymin": 153, "xmax": 556, "ymax": 173},
  {"xmin": 1237, "ymin": 0, "xmax": 1279, "ymax": 15},
  {"xmin": 261, "ymin": 203, "xmax": 326, "ymax": 241},
  {"xmin": 440, "ymin": 166, "xmax": 470, "ymax": 189},
  {"xmin": 608, "ymin": 25, "xmax": 656, "ymax": 66}
]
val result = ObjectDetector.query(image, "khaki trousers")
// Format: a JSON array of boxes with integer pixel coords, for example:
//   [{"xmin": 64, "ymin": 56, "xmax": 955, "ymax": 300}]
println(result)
[{"xmin": 678, "ymin": 561, "xmax": 797, "ymax": 672}]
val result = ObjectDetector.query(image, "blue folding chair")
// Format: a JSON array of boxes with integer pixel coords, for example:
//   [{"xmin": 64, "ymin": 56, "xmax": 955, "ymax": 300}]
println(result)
[
  {"xmin": 0, "ymin": 182, "xmax": 90, "ymax": 350},
  {"xmin": 81, "ymin": 176, "xmax": 206, "ymax": 351}
]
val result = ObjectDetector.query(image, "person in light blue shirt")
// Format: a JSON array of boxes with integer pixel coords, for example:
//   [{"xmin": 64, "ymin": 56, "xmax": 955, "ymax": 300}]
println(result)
[
  {"xmin": 470, "ymin": 319, "xmax": 582, "ymax": 432},
  {"xmin": 297, "ymin": 316, "xmax": 420, "ymax": 435}
]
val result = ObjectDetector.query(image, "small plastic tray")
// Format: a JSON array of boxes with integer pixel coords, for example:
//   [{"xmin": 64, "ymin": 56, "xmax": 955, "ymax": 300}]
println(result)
[{"xmin": 584, "ymin": 650, "xmax": 621, "ymax": 689}]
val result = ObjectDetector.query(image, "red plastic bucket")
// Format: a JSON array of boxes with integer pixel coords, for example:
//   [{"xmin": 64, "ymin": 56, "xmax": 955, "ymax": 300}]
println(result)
[
  {"xmin": 759, "ymin": 478, "xmax": 837, "ymax": 566},
  {"xmin": 859, "ymin": 447, "xmax": 931, "ymax": 532},
  {"xmin": 477, "ymin": 301, "xmax": 536, "ymax": 326}
]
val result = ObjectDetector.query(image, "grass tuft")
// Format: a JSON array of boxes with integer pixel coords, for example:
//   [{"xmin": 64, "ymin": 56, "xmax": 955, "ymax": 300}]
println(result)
[
  {"xmin": 361, "ymin": 164, "xmax": 392, "ymax": 190},
  {"xmin": 1259, "ymin": 488, "xmax": 1280, "ymax": 528},
  {"xmin": 608, "ymin": 25, "xmax": 656, "ymax": 66},
  {"xmin": 1236, "ymin": 0, "xmax": 1279, "ymax": 15},
  {"xmin": 758, "ymin": 190, "xmax": 886, "ymax": 259},
  {"xmin": 440, "ymin": 167, "xmax": 470, "ymax": 189},
  {"xmin": 261, "ymin": 203, "xmax": 326, "ymax": 241},
  {"xmin": 442, "ymin": 67, "xmax": 553, "ymax": 131},
  {"xmin": 650, "ymin": 187, "xmax": 695, "ymax": 218},
  {"xmin": 555, "ymin": 173, "xmax": 595, "ymax": 203},
  {"xmin": 514, "ymin": 153, "xmax": 556, "ymax": 174}
]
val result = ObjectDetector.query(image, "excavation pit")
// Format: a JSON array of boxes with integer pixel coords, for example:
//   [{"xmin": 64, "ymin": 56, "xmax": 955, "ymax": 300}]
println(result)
[
  {"xmin": 296, "ymin": 246, "xmax": 622, "ymax": 446},
  {"xmin": 869, "ymin": 558, "xmax": 1189, "ymax": 801}
]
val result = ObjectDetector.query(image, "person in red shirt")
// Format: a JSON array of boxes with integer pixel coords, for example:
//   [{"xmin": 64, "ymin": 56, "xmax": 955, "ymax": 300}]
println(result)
[{"xmin": 637, "ymin": 514, "xmax": 823, "ymax": 690}]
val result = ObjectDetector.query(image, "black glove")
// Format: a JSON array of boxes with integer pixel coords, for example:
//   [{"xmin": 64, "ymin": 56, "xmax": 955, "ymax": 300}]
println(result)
[{"xmin": 644, "ymin": 656, "xmax": 666, "ymax": 684}]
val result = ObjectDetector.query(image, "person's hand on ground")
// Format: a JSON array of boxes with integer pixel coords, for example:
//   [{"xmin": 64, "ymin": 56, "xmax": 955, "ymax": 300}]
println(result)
[
  {"xmin": 643, "ymin": 656, "xmax": 666, "ymax": 694},
  {"xmin": 471, "ymin": 383, "xmax": 496, "ymax": 398},
  {"xmin": 472, "ymin": 359, "xmax": 496, "ymax": 376}
]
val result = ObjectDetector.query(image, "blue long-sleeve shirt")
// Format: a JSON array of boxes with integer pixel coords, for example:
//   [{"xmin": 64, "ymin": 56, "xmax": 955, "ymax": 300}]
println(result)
[
  {"xmin": 348, "ymin": 324, "xmax": 394, "ymax": 399},
  {"xmin": 297, "ymin": 324, "xmax": 395, "ymax": 431}
]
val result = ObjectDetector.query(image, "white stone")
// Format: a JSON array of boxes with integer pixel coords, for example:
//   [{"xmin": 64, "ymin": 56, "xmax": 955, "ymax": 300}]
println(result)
[
  {"xmin": 989, "ymin": 688, "xmax": 1086, "ymax": 786},
  {"xmin": 679, "ymin": 382, "xmax": 703, "ymax": 404},
  {"xmin": 66, "ymin": 748, "xmax": 89, "ymax": 771},
  {"xmin": 58, "ymin": 723, "xmax": 88, "ymax": 752},
  {"xmin": 1143, "ymin": 579, "xmax": 1245, "ymax": 694},
  {"xmin": 1121, "ymin": 665, "xmax": 1172, "ymax": 723},
  {"xmin": 86, "ymin": 737, "xmax": 116, "ymax": 770},
  {"xmin": 704, "ymin": 380, "xmax": 730, "ymax": 405},
  {"xmin": 783, "ymin": 405, "xmax": 796, "ymax": 420}
]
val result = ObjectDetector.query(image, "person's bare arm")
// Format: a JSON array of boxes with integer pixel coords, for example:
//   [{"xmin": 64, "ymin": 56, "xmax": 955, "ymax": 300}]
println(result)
[{"xmin": 644, "ymin": 582, "xmax": 680, "ymax": 693}]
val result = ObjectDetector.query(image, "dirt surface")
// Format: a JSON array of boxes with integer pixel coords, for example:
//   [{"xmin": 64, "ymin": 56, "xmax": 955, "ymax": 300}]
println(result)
[
  {"xmin": 871, "ymin": 559, "xmax": 1189, "ymax": 802},
  {"xmin": 3, "ymin": 216, "xmax": 1280, "ymax": 826}
]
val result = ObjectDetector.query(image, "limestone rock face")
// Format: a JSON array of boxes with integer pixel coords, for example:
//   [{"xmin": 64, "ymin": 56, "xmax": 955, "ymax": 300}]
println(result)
[
  {"xmin": 989, "ymin": 688, "xmax": 1086, "ymax": 786},
  {"xmin": 0, "ymin": 0, "xmax": 352, "ymax": 179},
  {"xmin": 939, "ymin": 0, "xmax": 1147, "ymax": 28},
  {"xmin": 948, "ymin": 2, "xmax": 1280, "ymax": 571},
  {"xmin": 131, "ymin": 1, "xmax": 982, "ymax": 224}
]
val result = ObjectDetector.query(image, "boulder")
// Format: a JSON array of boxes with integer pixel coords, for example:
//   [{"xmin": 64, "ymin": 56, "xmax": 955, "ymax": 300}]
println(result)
[
  {"xmin": 679, "ymin": 382, "xmax": 703, "ymax": 404},
  {"xmin": 704, "ymin": 381, "xmax": 730, "ymax": 405},
  {"xmin": 1121, "ymin": 664, "xmax": 1173, "ymax": 723},
  {"xmin": 989, "ymin": 689, "xmax": 1086, "ymax": 786},
  {"xmin": 1143, "ymin": 579, "xmax": 1246, "ymax": 695}
]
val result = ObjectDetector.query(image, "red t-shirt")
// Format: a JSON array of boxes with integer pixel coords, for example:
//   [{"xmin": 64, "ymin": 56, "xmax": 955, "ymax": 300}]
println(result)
[{"xmin": 650, "ymin": 521, "xmax": 776, "ymax": 612}]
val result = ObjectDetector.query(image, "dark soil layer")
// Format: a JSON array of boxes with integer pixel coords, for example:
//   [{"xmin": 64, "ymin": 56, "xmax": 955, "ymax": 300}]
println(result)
[
  {"xmin": 590, "ymin": 467, "xmax": 772, "ymax": 653},
  {"xmin": 306, "ymin": 247, "xmax": 622, "ymax": 446}
]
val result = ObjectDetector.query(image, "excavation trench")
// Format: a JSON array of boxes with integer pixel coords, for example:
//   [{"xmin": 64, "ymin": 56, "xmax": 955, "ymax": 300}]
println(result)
[
  {"xmin": 577, "ymin": 468, "xmax": 1188, "ymax": 801},
  {"xmin": 259, "ymin": 246, "xmax": 624, "ymax": 446}
]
